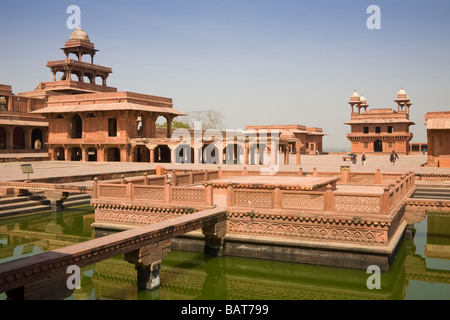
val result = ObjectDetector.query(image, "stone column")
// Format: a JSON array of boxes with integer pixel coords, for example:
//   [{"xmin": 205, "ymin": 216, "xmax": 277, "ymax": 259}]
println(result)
[
  {"xmin": 147, "ymin": 145, "xmax": 155, "ymax": 163},
  {"xmin": 244, "ymin": 144, "xmax": 249, "ymax": 165},
  {"xmin": 169, "ymin": 145, "xmax": 177, "ymax": 164},
  {"xmin": 64, "ymin": 148, "xmax": 70, "ymax": 162},
  {"xmin": 44, "ymin": 190, "xmax": 69, "ymax": 213},
  {"xmin": 24, "ymin": 128, "xmax": 32, "ymax": 150},
  {"xmin": 124, "ymin": 240, "xmax": 171, "ymax": 291},
  {"xmin": 6, "ymin": 127, "xmax": 13, "ymax": 150},
  {"xmin": 296, "ymin": 141, "xmax": 301, "ymax": 165},
  {"xmin": 165, "ymin": 115, "xmax": 174, "ymax": 138},
  {"xmin": 284, "ymin": 145, "xmax": 289, "ymax": 165},
  {"xmin": 202, "ymin": 220, "xmax": 227, "ymax": 257}
]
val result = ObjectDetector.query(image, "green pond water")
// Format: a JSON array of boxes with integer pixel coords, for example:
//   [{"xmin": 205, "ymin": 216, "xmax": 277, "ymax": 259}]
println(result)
[{"xmin": 1, "ymin": 204, "xmax": 450, "ymax": 300}]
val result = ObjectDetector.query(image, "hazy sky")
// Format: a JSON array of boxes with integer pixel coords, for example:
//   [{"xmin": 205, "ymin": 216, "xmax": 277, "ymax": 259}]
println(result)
[{"xmin": 1, "ymin": 0, "xmax": 449, "ymax": 150}]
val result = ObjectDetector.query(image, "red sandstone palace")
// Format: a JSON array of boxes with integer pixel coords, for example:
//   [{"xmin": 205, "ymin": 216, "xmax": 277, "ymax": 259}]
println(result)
[
  {"xmin": 0, "ymin": 28, "xmax": 325, "ymax": 165},
  {"xmin": 345, "ymin": 89, "xmax": 415, "ymax": 155}
]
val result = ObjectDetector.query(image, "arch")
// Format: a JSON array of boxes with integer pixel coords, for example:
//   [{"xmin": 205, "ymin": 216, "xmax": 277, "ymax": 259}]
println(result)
[
  {"xmin": 202, "ymin": 143, "xmax": 219, "ymax": 164},
  {"xmin": 13, "ymin": 127, "xmax": 25, "ymax": 149},
  {"xmin": 105, "ymin": 147, "xmax": 121, "ymax": 162},
  {"xmin": 135, "ymin": 146, "xmax": 150, "ymax": 162},
  {"xmin": 154, "ymin": 145, "xmax": 171, "ymax": 163},
  {"xmin": 87, "ymin": 147, "xmax": 97, "ymax": 162},
  {"xmin": 0, "ymin": 127, "xmax": 6, "ymax": 149},
  {"xmin": 71, "ymin": 114, "xmax": 83, "ymax": 139},
  {"xmin": 70, "ymin": 147, "xmax": 82, "ymax": 161},
  {"xmin": 54, "ymin": 147, "xmax": 65, "ymax": 161},
  {"xmin": 175, "ymin": 144, "xmax": 194, "ymax": 164},
  {"xmin": 31, "ymin": 128, "xmax": 43, "ymax": 150},
  {"xmin": 136, "ymin": 114, "xmax": 145, "ymax": 137},
  {"xmin": 224, "ymin": 143, "xmax": 243, "ymax": 164},
  {"xmin": 374, "ymin": 139, "xmax": 383, "ymax": 152}
]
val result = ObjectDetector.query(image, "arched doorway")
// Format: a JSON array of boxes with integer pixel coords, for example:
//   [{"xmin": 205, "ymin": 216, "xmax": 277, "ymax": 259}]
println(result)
[
  {"xmin": 54, "ymin": 147, "xmax": 65, "ymax": 161},
  {"xmin": 13, "ymin": 127, "xmax": 25, "ymax": 149},
  {"xmin": 374, "ymin": 139, "xmax": 383, "ymax": 152},
  {"xmin": 87, "ymin": 147, "xmax": 97, "ymax": 162},
  {"xmin": 70, "ymin": 147, "xmax": 82, "ymax": 161},
  {"xmin": 31, "ymin": 128, "xmax": 43, "ymax": 150},
  {"xmin": 154, "ymin": 145, "xmax": 171, "ymax": 163},
  {"xmin": 174, "ymin": 144, "xmax": 194, "ymax": 164},
  {"xmin": 71, "ymin": 114, "xmax": 83, "ymax": 139},
  {"xmin": 224, "ymin": 144, "xmax": 243, "ymax": 164},
  {"xmin": 202, "ymin": 143, "xmax": 219, "ymax": 164},
  {"xmin": 105, "ymin": 147, "xmax": 121, "ymax": 162},
  {"xmin": 0, "ymin": 127, "xmax": 6, "ymax": 149},
  {"xmin": 135, "ymin": 146, "xmax": 150, "ymax": 162}
]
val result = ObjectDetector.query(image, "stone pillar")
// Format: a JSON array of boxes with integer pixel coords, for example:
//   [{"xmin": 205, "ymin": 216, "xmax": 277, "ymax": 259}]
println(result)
[
  {"xmin": 81, "ymin": 147, "xmax": 88, "ymax": 162},
  {"xmin": 165, "ymin": 115, "xmax": 173, "ymax": 138},
  {"xmin": 202, "ymin": 221, "xmax": 227, "ymax": 257},
  {"xmin": 124, "ymin": 240, "xmax": 171, "ymax": 290},
  {"xmin": 170, "ymin": 146, "xmax": 176, "ymax": 164},
  {"xmin": 97, "ymin": 146, "xmax": 105, "ymax": 162},
  {"xmin": 64, "ymin": 148, "xmax": 70, "ymax": 162},
  {"xmin": 6, "ymin": 127, "xmax": 13, "ymax": 149},
  {"xmin": 120, "ymin": 146, "xmax": 129, "ymax": 162},
  {"xmin": 44, "ymin": 191, "xmax": 69, "ymax": 213},
  {"xmin": 244, "ymin": 144, "xmax": 249, "ymax": 165},
  {"xmin": 296, "ymin": 141, "xmax": 301, "ymax": 165},
  {"xmin": 284, "ymin": 145, "xmax": 289, "ymax": 165}
]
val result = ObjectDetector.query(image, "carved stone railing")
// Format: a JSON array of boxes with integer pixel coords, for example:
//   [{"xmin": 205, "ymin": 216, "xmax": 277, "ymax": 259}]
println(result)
[
  {"xmin": 222, "ymin": 171, "xmax": 415, "ymax": 216},
  {"xmin": 0, "ymin": 181, "xmax": 92, "ymax": 194},
  {"xmin": 92, "ymin": 179, "xmax": 213, "ymax": 206},
  {"xmin": 0, "ymin": 207, "xmax": 227, "ymax": 298}
]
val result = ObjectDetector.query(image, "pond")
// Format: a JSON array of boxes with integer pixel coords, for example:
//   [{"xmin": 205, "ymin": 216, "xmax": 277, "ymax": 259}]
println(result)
[{"xmin": 1, "ymin": 205, "xmax": 450, "ymax": 300}]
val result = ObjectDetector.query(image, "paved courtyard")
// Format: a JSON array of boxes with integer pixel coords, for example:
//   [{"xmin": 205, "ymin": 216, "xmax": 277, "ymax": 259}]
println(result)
[{"xmin": 0, "ymin": 154, "xmax": 447, "ymax": 184}]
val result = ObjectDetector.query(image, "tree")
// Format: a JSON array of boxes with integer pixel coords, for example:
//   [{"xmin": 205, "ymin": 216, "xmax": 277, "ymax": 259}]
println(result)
[
  {"xmin": 182, "ymin": 110, "xmax": 226, "ymax": 130},
  {"xmin": 156, "ymin": 120, "xmax": 191, "ymax": 129}
]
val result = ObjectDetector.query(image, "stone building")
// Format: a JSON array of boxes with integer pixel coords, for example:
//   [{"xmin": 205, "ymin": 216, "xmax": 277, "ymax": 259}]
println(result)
[
  {"xmin": 425, "ymin": 111, "xmax": 450, "ymax": 167},
  {"xmin": 0, "ymin": 84, "xmax": 48, "ymax": 154},
  {"xmin": 28, "ymin": 28, "xmax": 185, "ymax": 162},
  {"xmin": 345, "ymin": 89, "xmax": 415, "ymax": 155}
]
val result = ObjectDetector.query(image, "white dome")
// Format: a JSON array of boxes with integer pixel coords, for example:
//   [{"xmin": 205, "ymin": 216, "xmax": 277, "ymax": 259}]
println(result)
[
  {"xmin": 398, "ymin": 88, "xmax": 406, "ymax": 95},
  {"xmin": 70, "ymin": 27, "xmax": 90, "ymax": 42},
  {"xmin": 351, "ymin": 90, "xmax": 360, "ymax": 98}
]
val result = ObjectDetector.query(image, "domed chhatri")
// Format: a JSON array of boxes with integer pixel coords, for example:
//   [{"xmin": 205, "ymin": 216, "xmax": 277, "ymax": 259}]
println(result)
[
  {"xmin": 350, "ymin": 90, "xmax": 360, "ymax": 102},
  {"xmin": 69, "ymin": 27, "xmax": 90, "ymax": 42},
  {"xmin": 397, "ymin": 87, "xmax": 409, "ymax": 100}
]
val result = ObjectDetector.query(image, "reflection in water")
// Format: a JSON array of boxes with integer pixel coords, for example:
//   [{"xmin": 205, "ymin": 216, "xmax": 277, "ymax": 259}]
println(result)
[{"xmin": 1, "ymin": 205, "xmax": 450, "ymax": 300}]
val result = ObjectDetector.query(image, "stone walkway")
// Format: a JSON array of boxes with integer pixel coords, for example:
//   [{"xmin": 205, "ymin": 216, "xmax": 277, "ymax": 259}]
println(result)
[{"xmin": 0, "ymin": 154, "xmax": 447, "ymax": 184}]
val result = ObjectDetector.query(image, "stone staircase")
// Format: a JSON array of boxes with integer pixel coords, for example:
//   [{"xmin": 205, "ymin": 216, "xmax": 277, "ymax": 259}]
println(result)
[
  {"xmin": 412, "ymin": 183, "xmax": 450, "ymax": 201},
  {"xmin": 0, "ymin": 192, "xmax": 92, "ymax": 218}
]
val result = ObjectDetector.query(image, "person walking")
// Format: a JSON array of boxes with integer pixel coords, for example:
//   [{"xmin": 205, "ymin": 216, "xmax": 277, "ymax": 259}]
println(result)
[
  {"xmin": 390, "ymin": 150, "xmax": 399, "ymax": 165},
  {"xmin": 362, "ymin": 152, "xmax": 366, "ymax": 166}
]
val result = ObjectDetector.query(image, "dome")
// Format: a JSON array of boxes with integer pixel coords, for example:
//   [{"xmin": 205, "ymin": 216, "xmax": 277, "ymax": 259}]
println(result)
[
  {"xmin": 397, "ymin": 87, "xmax": 409, "ymax": 100},
  {"xmin": 280, "ymin": 130, "xmax": 296, "ymax": 139},
  {"xmin": 360, "ymin": 95, "xmax": 366, "ymax": 102},
  {"xmin": 69, "ymin": 27, "xmax": 90, "ymax": 42},
  {"xmin": 350, "ymin": 90, "xmax": 361, "ymax": 102}
]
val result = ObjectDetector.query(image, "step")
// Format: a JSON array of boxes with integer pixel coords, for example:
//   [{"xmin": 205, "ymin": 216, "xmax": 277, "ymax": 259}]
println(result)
[{"xmin": 0, "ymin": 193, "xmax": 92, "ymax": 218}]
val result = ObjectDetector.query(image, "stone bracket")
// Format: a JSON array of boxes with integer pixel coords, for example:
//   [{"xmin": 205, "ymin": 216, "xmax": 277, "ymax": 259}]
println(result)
[
  {"xmin": 124, "ymin": 240, "xmax": 171, "ymax": 290},
  {"xmin": 202, "ymin": 220, "xmax": 227, "ymax": 257},
  {"xmin": 44, "ymin": 191, "xmax": 69, "ymax": 212}
]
